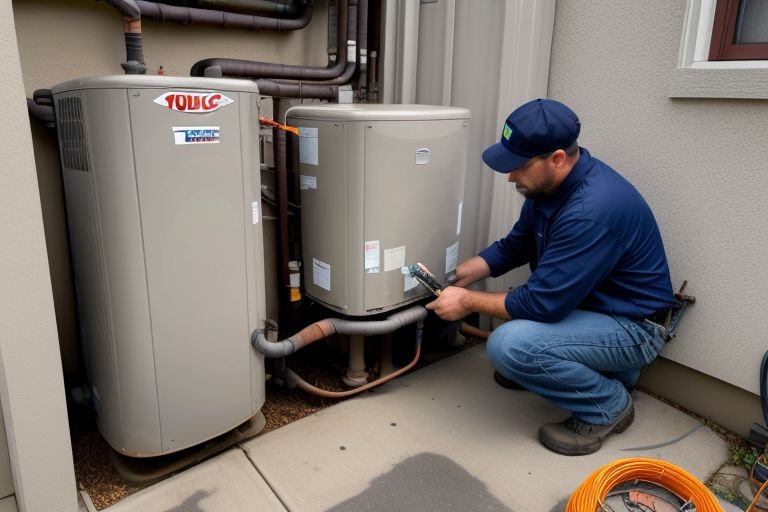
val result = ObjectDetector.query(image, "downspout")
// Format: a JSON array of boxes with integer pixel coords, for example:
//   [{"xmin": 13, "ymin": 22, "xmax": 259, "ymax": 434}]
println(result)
[
  {"xmin": 190, "ymin": 0, "xmax": 347, "ymax": 79},
  {"xmin": 136, "ymin": 0, "xmax": 313, "ymax": 30}
]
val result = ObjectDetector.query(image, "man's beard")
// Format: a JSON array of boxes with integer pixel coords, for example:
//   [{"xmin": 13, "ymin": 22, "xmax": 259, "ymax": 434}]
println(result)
[{"xmin": 516, "ymin": 187, "xmax": 547, "ymax": 201}]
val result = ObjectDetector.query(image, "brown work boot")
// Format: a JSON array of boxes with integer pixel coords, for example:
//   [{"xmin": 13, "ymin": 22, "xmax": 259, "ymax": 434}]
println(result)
[
  {"xmin": 493, "ymin": 371, "xmax": 527, "ymax": 390},
  {"xmin": 538, "ymin": 402, "xmax": 635, "ymax": 456}
]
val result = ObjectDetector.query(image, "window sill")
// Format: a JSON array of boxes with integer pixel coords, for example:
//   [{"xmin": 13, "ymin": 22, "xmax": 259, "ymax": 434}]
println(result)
[{"xmin": 668, "ymin": 66, "xmax": 768, "ymax": 99}]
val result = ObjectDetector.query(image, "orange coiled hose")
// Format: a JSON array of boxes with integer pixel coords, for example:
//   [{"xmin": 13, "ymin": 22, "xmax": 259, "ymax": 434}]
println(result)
[{"xmin": 566, "ymin": 457, "xmax": 724, "ymax": 511}]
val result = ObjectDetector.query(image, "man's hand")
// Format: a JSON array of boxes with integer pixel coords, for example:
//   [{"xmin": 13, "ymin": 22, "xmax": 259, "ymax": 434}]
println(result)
[
  {"xmin": 425, "ymin": 286, "xmax": 471, "ymax": 321},
  {"xmin": 426, "ymin": 286, "xmax": 512, "ymax": 321},
  {"xmin": 452, "ymin": 256, "xmax": 492, "ymax": 288}
]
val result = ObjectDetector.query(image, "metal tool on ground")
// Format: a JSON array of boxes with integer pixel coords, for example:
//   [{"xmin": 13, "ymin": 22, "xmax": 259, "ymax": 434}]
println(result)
[{"xmin": 402, "ymin": 263, "xmax": 443, "ymax": 296}]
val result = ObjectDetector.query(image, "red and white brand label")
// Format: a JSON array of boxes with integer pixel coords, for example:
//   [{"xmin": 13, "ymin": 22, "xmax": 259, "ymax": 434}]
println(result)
[{"xmin": 153, "ymin": 91, "xmax": 234, "ymax": 113}]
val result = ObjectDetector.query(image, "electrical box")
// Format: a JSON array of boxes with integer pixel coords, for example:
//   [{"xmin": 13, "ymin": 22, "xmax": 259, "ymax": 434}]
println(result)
[
  {"xmin": 52, "ymin": 75, "xmax": 266, "ymax": 456},
  {"xmin": 286, "ymin": 104, "xmax": 470, "ymax": 316}
]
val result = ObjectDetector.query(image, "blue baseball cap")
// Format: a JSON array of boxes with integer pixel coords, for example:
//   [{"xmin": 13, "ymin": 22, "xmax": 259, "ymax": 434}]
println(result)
[{"xmin": 482, "ymin": 99, "xmax": 580, "ymax": 173}]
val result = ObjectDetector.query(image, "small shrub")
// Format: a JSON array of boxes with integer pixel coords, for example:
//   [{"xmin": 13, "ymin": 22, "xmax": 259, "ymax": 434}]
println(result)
[{"xmin": 730, "ymin": 445, "xmax": 761, "ymax": 471}]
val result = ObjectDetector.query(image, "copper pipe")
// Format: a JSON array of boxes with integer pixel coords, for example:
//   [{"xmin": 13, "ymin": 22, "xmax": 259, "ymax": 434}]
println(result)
[
  {"xmin": 283, "ymin": 341, "xmax": 421, "ymax": 398},
  {"xmin": 459, "ymin": 322, "xmax": 491, "ymax": 340}
]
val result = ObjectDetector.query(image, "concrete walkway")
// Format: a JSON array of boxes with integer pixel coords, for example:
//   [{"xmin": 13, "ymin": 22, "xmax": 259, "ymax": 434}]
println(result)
[{"xmin": 105, "ymin": 344, "xmax": 738, "ymax": 511}]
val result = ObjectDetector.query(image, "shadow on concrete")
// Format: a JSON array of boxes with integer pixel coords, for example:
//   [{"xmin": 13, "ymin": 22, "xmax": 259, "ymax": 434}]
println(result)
[{"xmin": 326, "ymin": 452, "xmax": 514, "ymax": 512}]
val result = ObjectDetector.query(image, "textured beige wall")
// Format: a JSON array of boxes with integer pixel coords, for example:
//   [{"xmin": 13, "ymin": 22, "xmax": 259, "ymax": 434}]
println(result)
[
  {"xmin": 1, "ymin": 1, "xmax": 78, "ymax": 509},
  {"xmin": 13, "ymin": 0, "xmax": 330, "ymax": 383},
  {"xmin": 549, "ymin": 0, "xmax": 768, "ymax": 395}
]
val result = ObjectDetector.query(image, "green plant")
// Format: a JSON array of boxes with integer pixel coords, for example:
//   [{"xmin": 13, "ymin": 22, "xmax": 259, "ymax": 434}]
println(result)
[{"xmin": 730, "ymin": 445, "xmax": 761, "ymax": 471}]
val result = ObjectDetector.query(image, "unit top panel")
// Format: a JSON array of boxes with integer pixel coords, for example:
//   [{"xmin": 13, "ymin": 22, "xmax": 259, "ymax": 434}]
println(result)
[
  {"xmin": 52, "ymin": 75, "xmax": 261, "ymax": 94},
  {"xmin": 286, "ymin": 104, "xmax": 471, "ymax": 122}
]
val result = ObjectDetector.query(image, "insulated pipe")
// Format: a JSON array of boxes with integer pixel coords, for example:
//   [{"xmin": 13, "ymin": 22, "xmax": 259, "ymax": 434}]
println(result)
[
  {"xmin": 121, "ymin": 17, "xmax": 147, "ymax": 74},
  {"xmin": 251, "ymin": 305, "xmax": 428, "ymax": 358},
  {"xmin": 150, "ymin": 0, "xmax": 305, "ymax": 17},
  {"xmin": 136, "ymin": 0, "xmax": 313, "ymax": 30},
  {"xmin": 190, "ymin": 0, "xmax": 347, "ymax": 79},
  {"xmin": 103, "ymin": 1, "xmax": 146, "ymax": 73},
  {"xmin": 104, "ymin": 0, "xmax": 141, "ymax": 18},
  {"xmin": 272, "ymin": 61, "xmax": 355, "ymax": 86},
  {"xmin": 272, "ymin": 106, "xmax": 291, "ymax": 319},
  {"xmin": 26, "ymin": 99, "xmax": 55, "ymax": 128},
  {"xmin": 253, "ymin": 79, "xmax": 340, "ymax": 99},
  {"xmin": 357, "ymin": 0, "xmax": 368, "ymax": 96},
  {"xmin": 282, "ymin": 323, "xmax": 423, "ymax": 398}
]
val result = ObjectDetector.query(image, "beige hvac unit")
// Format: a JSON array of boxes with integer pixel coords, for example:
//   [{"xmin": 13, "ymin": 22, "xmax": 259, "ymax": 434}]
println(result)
[
  {"xmin": 52, "ymin": 75, "xmax": 266, "ymax": 456},
  {"xmin": 286, "ymin": 104, "xmax": 471, "ymax": 316}
]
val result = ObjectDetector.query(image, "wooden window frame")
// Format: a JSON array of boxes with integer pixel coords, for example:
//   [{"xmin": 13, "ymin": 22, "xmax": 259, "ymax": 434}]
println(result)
[{"xmin": 709, "ymin": 0, "xmax": 768, "ymax": 60}]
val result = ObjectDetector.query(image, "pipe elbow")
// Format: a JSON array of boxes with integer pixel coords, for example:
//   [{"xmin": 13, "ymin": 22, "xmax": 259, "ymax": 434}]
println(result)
[
  {"xmin": 250, "ymin": 329, "xmax": 295, "ymax": 358},
  {"xmin": 105, "ymin": 0, "xmax": 141, "ymax": 19}
]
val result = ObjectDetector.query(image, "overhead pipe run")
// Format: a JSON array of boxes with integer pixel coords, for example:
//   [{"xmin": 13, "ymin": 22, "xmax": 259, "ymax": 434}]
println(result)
[
  {"xmin": 103, "ymin": 0, "xmax": 315, "ymax": 74},
  {"xmin": 135, "ymin": 0, "xmax": 313, "ymax": 30},
  {"xmin": 146, "ymin": 0, "xmax": 307, "ymax": 18},
  {"xmin": 191, "ymin": 0, "xmax": 348, "ymax": 80}
]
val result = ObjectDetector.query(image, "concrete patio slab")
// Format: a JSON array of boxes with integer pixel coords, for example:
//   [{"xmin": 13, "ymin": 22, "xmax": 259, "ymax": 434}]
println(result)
[
  {"xmin": 105, "ymin": 449, "xmax": 286, "ymax": 512},
  {"xmin": 243, "ymin": 344, "xmax": 729, "ymax": 511}
]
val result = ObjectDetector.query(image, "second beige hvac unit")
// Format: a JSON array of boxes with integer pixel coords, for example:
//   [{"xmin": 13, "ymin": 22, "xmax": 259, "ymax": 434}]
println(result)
[{"xmin": 287, "ymin": 105, "xmax": 471, "ymax": 316}]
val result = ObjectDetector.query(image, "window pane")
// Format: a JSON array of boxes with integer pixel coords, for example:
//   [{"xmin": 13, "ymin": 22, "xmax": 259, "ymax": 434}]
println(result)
[{"xmin": 735, "ymin": 0, "xmax": 768, "ymax": 43}]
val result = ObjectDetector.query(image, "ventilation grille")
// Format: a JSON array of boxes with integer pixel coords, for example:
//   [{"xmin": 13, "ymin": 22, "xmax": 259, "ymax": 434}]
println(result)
[{"xmin": 56, "ymin": 96, "xmax": 90, "ymax": 172}]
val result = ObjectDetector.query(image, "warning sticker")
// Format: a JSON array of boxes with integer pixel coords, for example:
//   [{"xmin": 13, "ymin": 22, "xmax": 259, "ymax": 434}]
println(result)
[
  {"xmin": 172, "ymin": 126, "xmax": 220, "ymax": 145},
  {"xmin": 299, "ymin": 127, "xmax": 319, "ymax": 165},
  {"xmin": 364, "ymin": 240, "xmax": 380, "ymax": 273},
  {"xmin": 313, "ymin": 258, "xmax": 331, "ymax": 291},
  {"xmin": 300, "ymin": 175, "xmax": 318, "ymax": 190},
  {"xmin": 445, "ymin": 241, "xmax": 459, "ymax": 274}
]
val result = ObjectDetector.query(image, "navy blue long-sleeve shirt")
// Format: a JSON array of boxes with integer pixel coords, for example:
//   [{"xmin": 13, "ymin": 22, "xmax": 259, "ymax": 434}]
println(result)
[{"xmin": 478, "ymin": 148, "xmax": 674, "ymax": 322}]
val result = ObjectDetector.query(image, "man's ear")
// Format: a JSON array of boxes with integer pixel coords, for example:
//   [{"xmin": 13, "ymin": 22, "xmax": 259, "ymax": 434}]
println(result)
[{"xmin": 550, "ymin": 148, "xmax": 567, "ymax": 168}]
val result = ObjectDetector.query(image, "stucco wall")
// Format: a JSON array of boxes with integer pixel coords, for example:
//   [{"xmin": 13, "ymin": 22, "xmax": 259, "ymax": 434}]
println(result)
[
  {"xmin": 2, "ymin": 1, "xmax": 78, "ymax": 509},
  {"xmin": 548, "ymin": 0, "xmax": 768, "ymax": 394}
]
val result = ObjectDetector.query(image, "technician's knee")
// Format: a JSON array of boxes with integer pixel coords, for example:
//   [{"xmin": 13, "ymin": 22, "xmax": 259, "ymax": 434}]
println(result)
[{"xmin": 486, "ymin": 320, "xmax": 539, "ymax": 370}]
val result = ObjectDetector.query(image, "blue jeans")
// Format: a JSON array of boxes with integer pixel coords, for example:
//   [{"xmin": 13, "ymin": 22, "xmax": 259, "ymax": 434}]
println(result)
[{"xmin": 486, "ymin": 310, "xmax": 666, "ymax": 425}]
